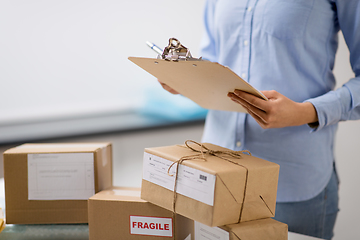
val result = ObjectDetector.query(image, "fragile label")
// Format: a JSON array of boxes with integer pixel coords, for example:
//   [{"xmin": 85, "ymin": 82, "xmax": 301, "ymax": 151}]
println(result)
[
  {"xmin": 130, "ymin": 216, "xmax": 173, "ymax": 237},
  {"xmin": 195, "ymin": 221, "xmax": 229, "ymax": 240},
  {"xmin": 27, "ymin": 153, "xmax": 95, "ymax": 200},
  {"xmin": 142, "ymin": 152, "xmax": 216, "ymax": 206}
]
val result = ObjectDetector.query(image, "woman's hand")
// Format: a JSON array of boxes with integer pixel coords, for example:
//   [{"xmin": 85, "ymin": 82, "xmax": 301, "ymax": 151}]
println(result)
[
  {"xmin": 158, "ymin": 80, "xmax": 180, "ymax": 95},
  {"xmin": 227, "ymin": 90, "xmax": 318, "ymax": 129}
]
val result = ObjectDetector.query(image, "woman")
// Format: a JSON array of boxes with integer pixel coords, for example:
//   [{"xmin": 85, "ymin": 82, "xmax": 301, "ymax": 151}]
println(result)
[{"xmin": 160, "ymin": 1, "xmax": 360, "ymax": 239}]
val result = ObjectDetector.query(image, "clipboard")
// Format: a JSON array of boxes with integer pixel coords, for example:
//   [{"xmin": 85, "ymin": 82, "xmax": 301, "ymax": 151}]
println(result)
[{"xmin": 128, "ymin": 57, "xmax": 267, "ymax": 112}]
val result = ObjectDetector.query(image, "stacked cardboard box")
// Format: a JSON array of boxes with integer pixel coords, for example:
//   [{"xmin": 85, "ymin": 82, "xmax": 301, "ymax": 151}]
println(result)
[
  {"xmin": 140, "ymin": 141, "xmax": 288, "ymax": 239},
  {"xmin": 88, "ymin": 187, "xmax": 193, "ymax": 240},
  {"xmin": 3, "ymin": 140, "xmax": 287, "ymax": 239},
  {"xmin": 88, "ymin": 187, "xmax": 287, "ymax": 240},
  {"xmin": 3, "ymin": 143, "xmax": 112, "ymax": 224}
]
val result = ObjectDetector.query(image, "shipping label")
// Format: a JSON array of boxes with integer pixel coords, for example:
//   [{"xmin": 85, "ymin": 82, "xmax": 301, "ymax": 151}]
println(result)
[
  {"xmin": 130, "ymin": 216, "xmax": 173, "ymax": 237},
  {"xmin": 142, "ymin": 152, "xmax": 216, "ymax": 206},
  {"xmin": 195, "ymin": 221, "xmax": 229, "ymax": 240},
  {"xmin": 27, "ymin": 153, "xmax": 95, "ymax": 200}
]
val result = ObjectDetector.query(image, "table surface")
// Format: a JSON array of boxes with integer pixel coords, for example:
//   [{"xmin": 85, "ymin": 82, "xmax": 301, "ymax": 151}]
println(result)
[{"xmin": 0, "ymin": 224, "xmax": 323, "ymax": 240}]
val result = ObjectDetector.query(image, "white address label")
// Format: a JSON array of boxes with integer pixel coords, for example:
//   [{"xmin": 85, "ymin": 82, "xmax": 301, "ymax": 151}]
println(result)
[
  {"xmin": 27, "ymin": 153, "xmax": 95, "ymax": 200},
  {"xmin": 130, "ymin": 216, "xmax": 173, "ymax": 237},
  {"xmin": 195, "ymin": 221, "xmax": 229, "ymax": 240},
  {"xmin": 142, "ymin": 152, "xmax": 216, "ymax": 206}
]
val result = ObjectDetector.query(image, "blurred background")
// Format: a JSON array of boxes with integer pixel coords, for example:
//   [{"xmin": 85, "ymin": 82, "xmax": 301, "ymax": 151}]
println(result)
[
  {"xmin": 0, "ymin": 1, "xmax": 358, "ymax": 239},
  {"xmin": 0, "ymin": 0, "xmax": 207, "ymax": 144}
]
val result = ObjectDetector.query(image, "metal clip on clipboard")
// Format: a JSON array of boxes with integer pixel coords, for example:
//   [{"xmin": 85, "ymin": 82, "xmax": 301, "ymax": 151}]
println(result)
[{"xmin": 148, "ymin": 38, "xmax": 202, "ymax": 62}]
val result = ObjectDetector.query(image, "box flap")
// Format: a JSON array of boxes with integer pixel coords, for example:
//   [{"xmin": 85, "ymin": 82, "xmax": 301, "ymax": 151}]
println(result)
[
  {"xmin": 224, "ymin": 218, "xmax": 288, "ymax": 240},
  {"xmin": 89, "ymin": 187, "xmax": 144, "ymax": 202},
  {"xmin": 4, "ymin": 143, "xmax": 111, "ymax": 154}
]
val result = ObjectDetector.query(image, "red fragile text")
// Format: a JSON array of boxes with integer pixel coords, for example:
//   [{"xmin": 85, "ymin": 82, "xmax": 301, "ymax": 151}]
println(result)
[{"xmin": 132, "ymin": 222, "xmax": 170, "ymax": 231}]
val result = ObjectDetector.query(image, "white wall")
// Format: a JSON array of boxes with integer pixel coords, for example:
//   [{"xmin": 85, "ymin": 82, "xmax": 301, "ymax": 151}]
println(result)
[
  {"xmin": 0, "ymin": 0, "xmax": 205, "ymax": 141},
  {"xmin": 332, "ymin": 33, "xmax": 360, "ymax": 240}
]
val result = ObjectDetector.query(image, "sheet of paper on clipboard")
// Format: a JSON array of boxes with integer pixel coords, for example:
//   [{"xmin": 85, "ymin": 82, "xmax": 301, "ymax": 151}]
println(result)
[{"xmin": 128, "ymin": 38, "xmax": 267, "ymax": 113}]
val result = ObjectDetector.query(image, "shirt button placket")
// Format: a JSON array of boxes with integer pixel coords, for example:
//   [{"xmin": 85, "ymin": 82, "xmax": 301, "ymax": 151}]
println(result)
[
  {"xmin": 241, "ymin": 1, "xmax": 256, "ymax": 79},
  {"xmin": 236, "ymin": 0, "xmax": 258, "ymax": 150}
]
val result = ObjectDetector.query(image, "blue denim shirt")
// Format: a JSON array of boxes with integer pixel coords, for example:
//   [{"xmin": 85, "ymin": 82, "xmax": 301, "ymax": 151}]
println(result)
[{"xmin": 200, "ymin": 0, "xmax": 360, "ymax": 202}]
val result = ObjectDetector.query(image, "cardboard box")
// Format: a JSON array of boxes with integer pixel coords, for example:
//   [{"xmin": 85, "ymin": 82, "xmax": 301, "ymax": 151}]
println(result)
[
  {"xmin": 3, "ymin": 143, "xmax": 112, "ymax": 224},
  {"xmin": 141, "ymin": 141, "xmax": 280, "ymax": 227},
  {"xmin": 194, "ymin": 218, "xmax": 288, "ymax": 240},
  {"xmin": 88, "ymin": 187, "xmax": 193, "ymax": 240}
]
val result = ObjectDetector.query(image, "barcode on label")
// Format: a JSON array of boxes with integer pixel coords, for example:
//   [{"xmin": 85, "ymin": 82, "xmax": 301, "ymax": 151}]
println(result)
[{"xmin": 199, "ymin": 174, "xmax": 207, "ymax": 181}]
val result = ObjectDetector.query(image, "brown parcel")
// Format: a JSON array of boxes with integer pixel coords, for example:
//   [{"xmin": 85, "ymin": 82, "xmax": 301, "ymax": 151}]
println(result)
[
  {"xmin": 141, "ymin": 142, "xmax": 280, "ymax": 227},
  {"xmin": 195, "ymin": 218, "xmax": 288, "ymax": 240},
  {"xmin": 3, "ymin": 143, "xmax": 112, "ymax": 224},
  {"xmin": 88, "ymin": 187, "xmax": 193, "ymax": 240}
]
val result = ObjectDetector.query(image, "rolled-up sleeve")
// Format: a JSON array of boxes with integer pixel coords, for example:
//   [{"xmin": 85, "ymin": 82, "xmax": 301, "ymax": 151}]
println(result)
[{"xmin": 306, "ymin": 0, "xmax": 360, "ymax": 131}]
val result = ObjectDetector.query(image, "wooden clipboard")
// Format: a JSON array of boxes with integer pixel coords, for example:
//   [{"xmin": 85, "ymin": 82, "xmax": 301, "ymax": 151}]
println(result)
[{"xmin": 128, "ymin": 57, "xmax": 267, "ymax": 112}]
